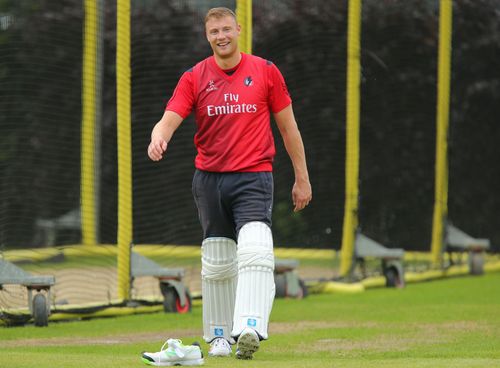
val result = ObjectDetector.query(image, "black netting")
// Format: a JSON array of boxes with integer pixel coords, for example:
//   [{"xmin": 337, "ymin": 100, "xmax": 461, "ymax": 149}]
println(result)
[
  {"xmin": 0, "ymin": 0, "xmax": 83, "ymax": 248},
  {"xmin": 448, "ymin": 0, "xmax": 500, "ymax": 252},
  {"xmin": 359, "ymin": 0, "xmax": 438, "ymax": 250}
]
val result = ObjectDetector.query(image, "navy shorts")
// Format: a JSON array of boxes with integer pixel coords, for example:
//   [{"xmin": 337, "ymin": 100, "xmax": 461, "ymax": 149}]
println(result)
[{"xmin": 192, "ymin": 169, "xmax": 273, "ymax": 241}]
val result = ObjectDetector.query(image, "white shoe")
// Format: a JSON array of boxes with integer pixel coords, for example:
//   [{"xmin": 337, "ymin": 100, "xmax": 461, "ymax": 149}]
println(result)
[
  {"xmin": 235, "ymin": 328, "xmax": 260, "ymax": 360},
  {"xmin": 141, "ymin": 339, "xmax": 204, "ymax": 366},
  {"xmin": 208, "ymin": 338, "xmax": 232, "ymax": 357}
]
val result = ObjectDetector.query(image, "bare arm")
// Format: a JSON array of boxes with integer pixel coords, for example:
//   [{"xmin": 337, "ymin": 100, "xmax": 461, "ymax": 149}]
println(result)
[
  {"xmin": 147, "ymin": 110, "xmax": 184, "ymax": 161},
  {"xmin": 274, "ymin": 104, "xmax": 312, "ymax": 212}
]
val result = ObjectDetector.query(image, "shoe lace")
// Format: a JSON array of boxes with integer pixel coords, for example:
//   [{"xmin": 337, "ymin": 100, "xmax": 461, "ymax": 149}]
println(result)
[
  {"xmin": 212, "ymin": 338, "xmax": 229, "ymax": 349},
  {"xmin": 162, "ymin": 339, "xmax": 185, "ymax": 358}
]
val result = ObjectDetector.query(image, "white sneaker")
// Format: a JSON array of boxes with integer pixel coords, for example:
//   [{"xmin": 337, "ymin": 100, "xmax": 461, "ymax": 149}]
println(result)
[
  {"xmin": 208, "ymin": 337, "xmax": 232, "ymax": 357},
  {"xmin": 141, "ymin": 339, "xmax": 204, "ymax": 366},
  {"xmin": 235, "ymin": 328, "xmax": 260, "ymax": 360}
]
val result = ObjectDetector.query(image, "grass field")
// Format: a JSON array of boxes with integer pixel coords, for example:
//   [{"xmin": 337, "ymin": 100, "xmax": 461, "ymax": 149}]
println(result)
[{"xmin": 1, "ymin": 272, "xmax": 499, "ymax": 368}]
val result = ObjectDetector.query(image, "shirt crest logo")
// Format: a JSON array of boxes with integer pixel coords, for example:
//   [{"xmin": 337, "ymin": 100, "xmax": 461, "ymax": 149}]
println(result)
[
  {"xmin": 206, "ymin": 80, "xmax": 218, "ymax": 92},
  {"xmin": 244, "ymin": 76, "xmax": 253, "ymax": 87}
]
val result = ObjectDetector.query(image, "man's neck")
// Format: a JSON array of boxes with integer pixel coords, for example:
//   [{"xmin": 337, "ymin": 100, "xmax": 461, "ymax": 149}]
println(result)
[{"xmin": 214, "ymin": 51, "xmax": 242, "ymax": 70}]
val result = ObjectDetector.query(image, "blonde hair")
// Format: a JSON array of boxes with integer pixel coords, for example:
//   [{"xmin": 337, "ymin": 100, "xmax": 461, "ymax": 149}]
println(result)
[{"xmin": 205, "ymin": 7, "xmax": 237, "ymax": 23}]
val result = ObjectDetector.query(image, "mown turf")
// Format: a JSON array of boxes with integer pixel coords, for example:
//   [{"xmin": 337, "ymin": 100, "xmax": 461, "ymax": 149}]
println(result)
[{"xmin": 1, "ymin": 273, "xmax": 499, "ymax": 367}]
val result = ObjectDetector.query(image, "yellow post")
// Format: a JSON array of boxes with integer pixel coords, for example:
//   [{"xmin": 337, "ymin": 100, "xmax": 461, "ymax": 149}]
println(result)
[
  {"xmin": 236, "ymin": 0, "xmax": 252, "ymax": 54},
  {"xmin": 431, "ymin": 0, "xmax": 452, "ymax": 267},
  {"xmin": 116, "ymin": 0, "xmax": 132, "ymax": 300},
  {"xmin": 81, "ymin": 0, "xmax": 98, "ymax": 246},
  {"xmin": 340, "ymin": 0, "xmax": 362, "ymax": 277}
]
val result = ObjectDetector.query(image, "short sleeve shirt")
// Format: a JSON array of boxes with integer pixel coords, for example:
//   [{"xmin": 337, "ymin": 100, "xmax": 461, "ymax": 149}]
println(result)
[{"xmin": 166, "ymin": 53, "xmax": 292, "ymax": 172}]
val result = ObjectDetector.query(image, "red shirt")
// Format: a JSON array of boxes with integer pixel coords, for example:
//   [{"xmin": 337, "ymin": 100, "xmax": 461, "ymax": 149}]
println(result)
[{"xmin": 166, "ymin": 53, "xmax": 292, "ymax": 172}]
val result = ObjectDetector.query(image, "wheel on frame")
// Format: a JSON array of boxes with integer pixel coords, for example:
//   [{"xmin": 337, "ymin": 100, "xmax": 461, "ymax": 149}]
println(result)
[
  {"xmin": 162, "ymin": 285, "xmax": 192, "ymax": 314},
  {"xmin": 384, "ymin": 267, "xmax": 403, "ymax": 288},
  {"xmin": 299, "ymin": 279, "xmax": 308, "ymax": 298},
  {"xmin": 33, "ymin": 293, "xmax": 49, "ymax": 327},
  {"xmin": 469, "ymin": 252, "xmax": 484, "ymax": 275},
  {"xmin": 274, "ymin": 273, "xmax": 287, "ymax": 298}
]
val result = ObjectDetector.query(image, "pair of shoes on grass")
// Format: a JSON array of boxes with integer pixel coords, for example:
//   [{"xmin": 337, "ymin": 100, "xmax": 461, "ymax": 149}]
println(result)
[
  {"xmin": 207, "ymin": 327, "xmax": 260, "ymax": 359},
  {"xmin": 141, "ymin": 328, "xmax": 260, "ymax": 366}
]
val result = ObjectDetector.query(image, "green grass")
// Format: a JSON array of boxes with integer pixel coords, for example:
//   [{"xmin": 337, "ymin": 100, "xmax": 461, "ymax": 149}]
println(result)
[{"xmin": 1, "ymin": 273, "xmax": 500, "ymax": 367}]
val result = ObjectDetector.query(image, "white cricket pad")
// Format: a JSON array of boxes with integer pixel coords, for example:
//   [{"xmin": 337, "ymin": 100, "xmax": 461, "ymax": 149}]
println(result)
[
  {"xmin": 232, "ymin": 222, "xmax": 275, "ymax": 340},
  {"xmin": 201, "ymin": 237, "xmax": 238, "ymax": 343}
]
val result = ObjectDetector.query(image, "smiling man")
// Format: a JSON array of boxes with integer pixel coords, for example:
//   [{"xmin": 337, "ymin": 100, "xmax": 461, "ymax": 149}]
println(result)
[
  {"xmin": 142, "ymin": 7, "xmax": 312, "ymax": 365},
  {"xmin": 206, "ymin": 9, "xmax": 240, "ymax": 64}
]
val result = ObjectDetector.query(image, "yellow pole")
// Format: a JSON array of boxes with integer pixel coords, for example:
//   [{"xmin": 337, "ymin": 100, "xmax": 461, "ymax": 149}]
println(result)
[
  {"xmin": 431, "ymin": 0, "xmax": 452, "ymax": 267},
  {"xmin": 81, "ymin": 0, "xmax": 98, "ymax": 246},
  {"xmin": 236, "ymin": 0, "xmax": 252, "ymax": 54},
  {"xmin": 116, "ymin": 0, "xmax": 132, "ymax": 300},
  {"xmin": 340, "ymin": 0, "xmax": 362, "ymax": 277}
]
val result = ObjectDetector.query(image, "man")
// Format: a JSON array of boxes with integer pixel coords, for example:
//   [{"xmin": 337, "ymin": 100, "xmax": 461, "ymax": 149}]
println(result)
[{"xmin": 142, "ymin": 7, "xmax": 311, "ymax": 365}]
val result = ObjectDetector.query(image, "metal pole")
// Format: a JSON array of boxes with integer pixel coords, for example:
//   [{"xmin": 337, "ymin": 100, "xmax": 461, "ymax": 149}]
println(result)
[
  {"xmin": 430, "ymin": 0, "xmax": 452, "ymax": 267},
  {"xmin": 116, "ymin": 0, "xmax": 132, "ymax": 300},
  {"xmin": 340, "ymin": 0, "xmax": 362, "ymax": 277}
]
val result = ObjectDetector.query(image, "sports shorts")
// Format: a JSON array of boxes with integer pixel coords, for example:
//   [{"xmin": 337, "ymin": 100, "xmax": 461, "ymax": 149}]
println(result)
[{"xmin": 192, "ymin": 169, "xmax": 273, "ymax": 241}]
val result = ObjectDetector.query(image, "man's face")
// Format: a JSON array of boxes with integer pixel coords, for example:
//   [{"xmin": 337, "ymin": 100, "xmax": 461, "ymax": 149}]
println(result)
[{"xmin": 205, "ymin": 15, "xmax": 240, "ymax": 59}]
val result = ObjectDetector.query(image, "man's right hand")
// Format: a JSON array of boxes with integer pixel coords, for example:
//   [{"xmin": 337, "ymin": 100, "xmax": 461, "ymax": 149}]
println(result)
[
  {"xmin": 147, "ymin": 111, "xmax": 184, "ymax": 161},
  {"xmin": 147, "ymin": 138, "xmax": 168, "ymax": 161}
]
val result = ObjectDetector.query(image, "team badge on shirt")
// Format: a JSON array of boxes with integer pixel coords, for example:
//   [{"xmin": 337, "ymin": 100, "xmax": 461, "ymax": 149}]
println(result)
[
  {"xmin": 244, "ymin": 76, "xmax": 253, "ymax": 87},
  {"xmin": 206, "ymin": 80, "xmax": 218, "ymax": 92}
]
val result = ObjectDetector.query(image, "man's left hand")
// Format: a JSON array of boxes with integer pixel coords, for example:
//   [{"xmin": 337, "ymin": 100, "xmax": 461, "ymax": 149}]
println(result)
[{"xmin": 292, "ymin": 180, "xmax": 312, "ymax": 212}]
